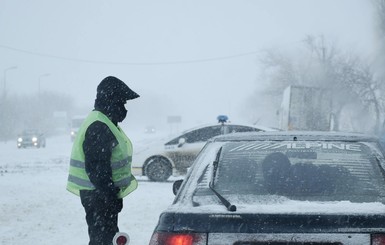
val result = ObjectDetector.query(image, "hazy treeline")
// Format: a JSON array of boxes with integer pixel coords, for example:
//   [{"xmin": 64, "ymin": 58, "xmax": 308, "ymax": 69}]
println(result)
[
  {"xmin": 245, "ymin": 0, "xmax": 385, "ymax": 134},
  {"xmin": 0, "ymin": 92, "xmax": 76, "ymax": 141}
]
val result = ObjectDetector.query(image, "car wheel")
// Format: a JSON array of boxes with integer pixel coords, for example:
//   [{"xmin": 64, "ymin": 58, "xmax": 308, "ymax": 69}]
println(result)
[{"xmin": 145, "ymin": 157, "xmax": 172, "ymax": 182}]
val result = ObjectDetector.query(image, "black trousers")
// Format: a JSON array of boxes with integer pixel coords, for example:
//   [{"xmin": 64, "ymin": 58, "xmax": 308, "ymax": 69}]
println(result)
[{"xmin": 80, "ymin": 190, "xmax": 123, "ymax": 245}]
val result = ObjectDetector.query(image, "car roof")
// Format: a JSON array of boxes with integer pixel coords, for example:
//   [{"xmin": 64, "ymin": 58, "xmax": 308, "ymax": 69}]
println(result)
[
  {"xmin": 179, "ymin": 122, "xmax": 277, "ymax": 135},
  {"xmin": 210, "ymin": 131, "xmax": 379, "ymax": 142}
]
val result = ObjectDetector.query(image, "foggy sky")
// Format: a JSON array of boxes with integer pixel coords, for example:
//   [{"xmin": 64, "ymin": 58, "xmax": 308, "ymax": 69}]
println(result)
[{"xmin": 0, "ymin": 0, "xmax": 376, "ymax": 130}]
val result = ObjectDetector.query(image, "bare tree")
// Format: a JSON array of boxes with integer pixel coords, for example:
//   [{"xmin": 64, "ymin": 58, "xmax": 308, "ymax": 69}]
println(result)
[
  {"xmin": 372, "ymin": 0, "xmax": 385, "ymax": 132},
  {"xmin": 373, "ymin": 0, "xmax": 385, "ymax": 39},
  {"xmin": 303, "ymin": 37, "xmax": 383, "ymax": 132},
  {"xmin": 258, "ymin": 49, "xmax": 299, "ymax": 94},
  {"xmin": 335, "ymin": 56, "xmax": 383, "ymax": 132},
  {"xmin": 248, "ymin": 35, "xmax": 380, "ymax": 132}
]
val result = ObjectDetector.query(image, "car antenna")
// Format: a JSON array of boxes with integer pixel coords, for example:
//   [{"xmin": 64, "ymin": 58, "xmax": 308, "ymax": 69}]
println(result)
[{"xmin": 209, "ymin": 147, "xmax": 237, "ymax": 212}]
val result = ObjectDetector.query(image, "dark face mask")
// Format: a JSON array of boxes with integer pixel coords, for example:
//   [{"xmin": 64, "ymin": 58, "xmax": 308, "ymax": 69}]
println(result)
[
  {"xmin": 111, "ymin": 103, "xmax": 127, "ymax": 123},
  {"xmin": 94, "ymin": 96, "xmax": 128, "ymax": 124}
]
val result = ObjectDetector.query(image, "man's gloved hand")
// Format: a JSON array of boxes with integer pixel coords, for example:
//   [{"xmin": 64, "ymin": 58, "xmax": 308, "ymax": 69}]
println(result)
[
  {"xmin": 98, "ymin": 187, "xmax": 123, "ymax": 213},
  {"xmin": 112, "ymin": 198, "xmax": 123, "ymax": 213}
]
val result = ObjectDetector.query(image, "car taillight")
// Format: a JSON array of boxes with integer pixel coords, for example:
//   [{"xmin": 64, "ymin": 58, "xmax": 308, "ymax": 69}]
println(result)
[
  {"xmin": 372, "ymin": 234, "xmax": 385, "ymax": 245},
  {"xmin": 149, "ymin": 232, "xmax": 207, "ymax": 245}
]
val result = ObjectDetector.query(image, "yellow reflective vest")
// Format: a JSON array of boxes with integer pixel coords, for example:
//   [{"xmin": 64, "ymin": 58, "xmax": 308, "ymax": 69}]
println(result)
[{"xmin": 66, "ymin": 111, "xmax": 137, "ymax": 198}]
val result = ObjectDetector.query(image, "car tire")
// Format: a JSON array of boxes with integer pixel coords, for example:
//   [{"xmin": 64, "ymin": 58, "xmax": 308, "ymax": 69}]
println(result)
[{"xmin": 145, "ymin": 157, "xmax": 172, "ymax": 182}]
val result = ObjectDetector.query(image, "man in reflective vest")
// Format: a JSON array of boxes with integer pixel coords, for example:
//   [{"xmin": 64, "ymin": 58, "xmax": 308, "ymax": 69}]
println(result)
[{"xmin": 67, "ymin": 76, "xmax": 139, "ymax": 245}]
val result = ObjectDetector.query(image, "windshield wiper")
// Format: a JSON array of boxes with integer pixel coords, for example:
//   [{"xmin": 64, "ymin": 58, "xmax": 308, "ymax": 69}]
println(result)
[{"xmin": 209, "ymin": 147, "xmax": 237, "ymax": 212}]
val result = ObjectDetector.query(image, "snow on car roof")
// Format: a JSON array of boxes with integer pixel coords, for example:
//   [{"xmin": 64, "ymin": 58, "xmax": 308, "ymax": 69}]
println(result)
[
  {"xmin": 179, "ymin": 122, "xmax": 277, "ymax": 135},
  {"xmin": 211, "ymin": 131, "xmax": 379, "ymax": 142}
]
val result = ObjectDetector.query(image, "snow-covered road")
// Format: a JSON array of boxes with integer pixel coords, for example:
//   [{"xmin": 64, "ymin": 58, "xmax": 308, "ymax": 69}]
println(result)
[{"xmin": 0, "ymin": 133, "xmax": 176, "ymax": 245}]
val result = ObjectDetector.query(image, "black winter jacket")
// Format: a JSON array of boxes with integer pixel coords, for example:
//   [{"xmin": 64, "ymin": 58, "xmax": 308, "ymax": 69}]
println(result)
[{"xmin": 83, "ymin": 119, "xmax": 119, "ymax": 197}]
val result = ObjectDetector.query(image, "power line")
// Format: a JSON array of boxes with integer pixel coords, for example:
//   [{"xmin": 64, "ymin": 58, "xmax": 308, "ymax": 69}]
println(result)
[{"xmin": 0, "ymin": 43, "xmax": 262, "ymax": 65}]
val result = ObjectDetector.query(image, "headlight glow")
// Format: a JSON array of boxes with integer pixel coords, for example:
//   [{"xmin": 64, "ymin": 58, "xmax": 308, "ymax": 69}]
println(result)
[
  {"xmin": 32, "ymin": 137, "xmax": 38, "ymax": 142},
  {"xmin": 17, "ymin": 138, "xmax": 23, "ymax": 142}
]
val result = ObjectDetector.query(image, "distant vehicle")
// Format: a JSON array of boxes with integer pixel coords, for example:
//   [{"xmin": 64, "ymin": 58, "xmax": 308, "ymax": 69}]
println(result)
[
  {"xmin": 52, "ymin": 111, "xmax": 69, "ymax": 134},
  {"xmin": 144, "ymin": 125, "xmax": 156, "ymax": 134},
  {"xmin": 150, "ymin": 131, "xmax": 385, "ymax": 245},
  {"xmin": 132, "ymin": 115, "xmax": 276, "ymax": 182},
  {"xmin": 70, "ymin": 116, "xmax": 86, "ymax": 142},
  {"xmin": 17, "ymin": 129, "xmax": 46, "ymax": 149},
  {"xmin": 279, "ymin": 85, "xmax": 333, "ymax": 131}
]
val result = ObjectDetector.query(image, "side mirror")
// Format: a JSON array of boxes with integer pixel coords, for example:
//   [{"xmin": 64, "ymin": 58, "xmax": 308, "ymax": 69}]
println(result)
[
  {"xmin": 172, "ymin": 179, "xmax": 183, "ymax": 195},
  {"xmin": 178, "ymin": 138, "xmax": 186, "ymax": 147}
]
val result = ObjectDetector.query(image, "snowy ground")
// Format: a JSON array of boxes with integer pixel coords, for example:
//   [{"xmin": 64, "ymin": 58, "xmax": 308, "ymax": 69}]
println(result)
[{"xmin": 0, "ymin": 132, "xmax": 176, "ymax": 245}]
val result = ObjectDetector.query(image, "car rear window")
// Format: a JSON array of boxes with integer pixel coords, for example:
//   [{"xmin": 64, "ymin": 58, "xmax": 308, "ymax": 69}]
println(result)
[{"xmin": 193, "ymin": 140, "xmax": 385, "ymax": 204}]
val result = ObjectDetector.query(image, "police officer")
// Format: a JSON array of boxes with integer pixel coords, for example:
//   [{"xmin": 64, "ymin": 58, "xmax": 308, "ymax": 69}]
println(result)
[{"xmin": 67, "ymin": 76, "xmax": 139, "ymax": 245}]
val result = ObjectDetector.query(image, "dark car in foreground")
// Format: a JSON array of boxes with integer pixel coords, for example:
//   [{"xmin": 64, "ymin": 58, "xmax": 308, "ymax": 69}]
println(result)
[
  {"xmin": 17, "ymin": 129, "xmax": 46, "ymax": 149},
  {"xmin": 149, "ymin": 131, "xmax": 385, "ymax": 245}
]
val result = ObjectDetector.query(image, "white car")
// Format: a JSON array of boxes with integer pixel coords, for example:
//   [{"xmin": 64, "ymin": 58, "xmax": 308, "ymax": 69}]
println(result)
[{"xmin": 132, "ymin": 118, "xmax": 276, "ymax": 182}]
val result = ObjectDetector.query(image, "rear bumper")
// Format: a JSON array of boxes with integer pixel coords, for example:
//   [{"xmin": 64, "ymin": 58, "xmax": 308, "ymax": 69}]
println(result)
[
  {"xmin": 209, "ymin": 233, "xmax": 369, "ymax": 244},
  {"xmin": 154, "ymin": 212, "xmax": 385, "ymax": 244},
  {"xmin": 158, "ymin": 212, "xmax": 385, "ymax": 233},
  {"xmin": 17, "ymin": 142, "xmax": 40, "ymax": 147}
]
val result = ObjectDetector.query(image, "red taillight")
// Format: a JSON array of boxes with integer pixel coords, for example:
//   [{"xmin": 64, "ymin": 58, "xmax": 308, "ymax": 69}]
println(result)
[
  {"xmin": 168, "ymin": 234, "xmax": 193, "ymax": 245},
  {"xmin": 372, "ymin": 234, "xmax": 385, "ymax": 245},
  {"xmin": 149, "ymin": 232, "xmax": 207, "ymax": 245}
]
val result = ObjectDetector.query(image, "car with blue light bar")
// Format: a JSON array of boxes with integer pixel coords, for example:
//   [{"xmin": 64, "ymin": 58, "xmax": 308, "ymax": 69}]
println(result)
[
  {"xmin": 17, "ymin": 129, "xmax": 46, "ymax": 149},
  {"xmin": 132, "ymin": 115, "xmax": 276, "ymax": 182},
  {"xmin": 149, "ymin": 131, "xmax": 385, "ymax": 245}
]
